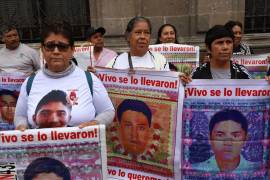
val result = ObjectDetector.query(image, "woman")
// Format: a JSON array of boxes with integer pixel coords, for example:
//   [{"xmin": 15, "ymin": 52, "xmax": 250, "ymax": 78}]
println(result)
[
  {"xmin": 155, "ymin": 23, "xmax": 179, "ymax": 44},
  {"xmin": 15, "ymin": 22, "xmax": 114, "ymax": 130},
  {"xmin": 224, "ymin": 20, "xmax": 253, "ymax": 55},
  {"xmin": 155, "ymin": 23, "xmax": 180, "ymax": 71},
  {"xmin": 106, "ymin": 16, "xmax": 169, "ymax": 71}
]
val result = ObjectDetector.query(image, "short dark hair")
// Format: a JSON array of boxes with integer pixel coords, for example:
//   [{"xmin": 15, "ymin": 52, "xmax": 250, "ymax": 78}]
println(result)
[
  {"xmin": 205, "ymin": 25, "xmax": 234, "ymax": 50},
  {"xmin": 41, "ymin": 21, "xmax": 74, "ymax": 47},
  {"xmin": 0, "ymin": 89, "xmax": 17, "ymax": 99},
  {"xmin": 117, "ymin": 99, "xmax": 152, "ymax": 127},
  {"xmin": 224, "ymin": 20, "xmax": 243, "ymax": 31},
  {"xmin": 125, "ymin": 16, "xmax": 152, "ymax": 40},
  {"xmin": 85, "ymin": 26, "xmax": 106, "ymax": 40},
  {"xmin": 1, "ymin": 24, "xmax": 17, "ymax": 35},
  {"xmin": 35, "ymin": 90, "xmax": 71, "ymax": 115},
  {"xmin": 155, "ymin": 23, "xmax": 179, "ymax": 44},
  {"xmin": 209, "ymin": 109, "xmax": 248, "ymax": 135},
  {"xmin": 24, "ymin": 157, "xmax": 71, "ymax": 180}
]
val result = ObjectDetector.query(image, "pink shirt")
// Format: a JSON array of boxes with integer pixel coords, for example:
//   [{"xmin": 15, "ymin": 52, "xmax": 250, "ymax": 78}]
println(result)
[{"xmin": 94, "ymin": 48, "xmax": 117, "ymax": 67}]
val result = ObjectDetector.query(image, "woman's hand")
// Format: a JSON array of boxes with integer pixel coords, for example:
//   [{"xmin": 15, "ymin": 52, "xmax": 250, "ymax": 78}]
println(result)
[
  {"xmin": 79, "ymin": 120, "xmax": 99, "ymax": 129},
  {"xmin": 179, "ymin": 73, "xmax": 192, "ymax": 85},
  {"xmin": 16, "ymin": 125, "xmax": 27, "ymax": 131},
  {"xmin": 87, "ymin": 66, "xmax": 96, "ymax": 73}
]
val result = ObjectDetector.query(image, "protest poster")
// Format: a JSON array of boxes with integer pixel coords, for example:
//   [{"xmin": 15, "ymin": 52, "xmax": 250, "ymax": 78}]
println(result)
[
  {"xmin": 96, "ymin": 68, "xmax": 185, "ymax": 180},
  {"xmin": 231, "ymin": 53, "xmax": 269, "ymax": 79},
  {"xmin": 0, "ymin": 125, "xmax": 107, "ymax": 180},
  {"xmin": 0, "ymin": 73, "xmax": 26, "ymax": 131},
  {"xmin": 73, "ymin": 44, "xmax": 94, "ymax": 71},
  {"xmin": 149, "ymin": 43, "xmax": 200, "ymax": 74},
  {"xmin": 175, "ymin": 80, "xmax": 270, "ymax": 179}
]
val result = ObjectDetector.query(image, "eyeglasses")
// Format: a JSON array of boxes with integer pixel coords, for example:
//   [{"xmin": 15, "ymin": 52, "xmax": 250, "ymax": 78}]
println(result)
[{"xmin": 43, "ymin": 42, "xmax": 70, "ymax": 52}]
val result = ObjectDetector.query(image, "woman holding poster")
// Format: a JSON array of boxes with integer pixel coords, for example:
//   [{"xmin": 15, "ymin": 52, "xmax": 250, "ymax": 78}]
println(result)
[
  {"xmin": 155, "ymin": 23, "xmax": 179, "ymax": 44},
  {"xmin": 155, "ymin": 23, "xmax": 180, "ymax": 71},
  {"xmin": 14, "ymin": 21, "xmax": 115, "ymax": 130},
  {"xmin": 106, "ymin": 16, "xmax": 170, "ymax": 71}
]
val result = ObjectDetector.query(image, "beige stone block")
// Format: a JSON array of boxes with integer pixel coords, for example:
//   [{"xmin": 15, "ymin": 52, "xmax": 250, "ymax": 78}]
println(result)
[
  {"xmin": 209, "ymin": 13, "xmax": 231, "ymax": 26},
  {"xmin": 165, "ymin": 16, "xmax": 190, "ymax": 39},
  {"xmin": 142, "ymin": 0, "xmax": 189, "ymax": 16},
  {"xmin": 197, "ymin": 15, "xmax": 209, "ymax": 32},
  {"xmin": 102, "ymin": 18, "xmax": 128, "ymax": 36},
  {"xmin": 102, "ymin": 0, "xmax": 137, "ymax": 18}
]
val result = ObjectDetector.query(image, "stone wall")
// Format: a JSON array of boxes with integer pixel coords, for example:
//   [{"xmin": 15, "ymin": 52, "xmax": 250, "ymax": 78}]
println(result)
[
  {"xmin": 88, "ymin": 0, "xmax": 270, "ymax": 55},
  {"xmin": 2, "ymin": 0, "xmax": 268, "ymax": 55}
]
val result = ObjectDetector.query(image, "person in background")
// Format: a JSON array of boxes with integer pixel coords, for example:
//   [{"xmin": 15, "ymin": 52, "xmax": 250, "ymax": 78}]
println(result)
[
  {"xmin": 155, "ymin": 23, "xmax": 179, "ymax": 71},
  {"xmin": 0, "ymin": 25, "xmax": 40, "ymax": 75},
  {"xmin": 155, "ymin": 23, "xmax": 179, "ymax": 44},
  {"xmin": 106, "ymin": 16, "xmax": 169, "ymax": 71},
  {"xmin": 224, "ymin": 20, "xmax": 253, "ymax": 55},
  {"xmin": 86, "ymin": 26, "xmax": 117, "ymax": 67},
  {"xmin": 14, "ymin": 21, "xmax": 114, "ymax": 131}
]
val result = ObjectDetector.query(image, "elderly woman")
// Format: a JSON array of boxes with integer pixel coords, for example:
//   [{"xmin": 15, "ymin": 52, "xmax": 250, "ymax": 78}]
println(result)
[
  {"xmin": 15, "ymin": 22, "xmax": 114, "ymax": 130},
  {"xmin": 155, "ymin": 23, "xmax": 179, "ymax": 44},
  {"xmin": 107, "ymin": 16, "xmax": 169, "ymax": 71},
  {"xmin": 224, "ymin": 21, "xmax": 253, "ymax": 55}
]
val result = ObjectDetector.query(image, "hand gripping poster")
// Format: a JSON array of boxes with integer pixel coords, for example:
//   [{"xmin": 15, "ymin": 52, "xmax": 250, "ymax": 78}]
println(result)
[
  {"xmin": 175, "ymin": 80, "xmax": 270, "ymax": 180},
  {"xmin": 0, "ymin": 125, "xmax": 107, "ymax": 180},
  {"xmin": 231, "ymin": 53, "xmax": 269, "ymax": 79},
  {"xmin": 96, "ymin": 68, "xmax": 185, "ymax": 180},
  {"xmin": 149, "ymin": 43, "xmax": 200, "ymax": 75},
  {"xmin": 0, "ymin": 73, "xmax": 26, "ymax": 131}
]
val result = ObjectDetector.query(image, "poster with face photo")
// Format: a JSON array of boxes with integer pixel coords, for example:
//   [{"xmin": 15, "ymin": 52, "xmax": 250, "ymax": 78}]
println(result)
[
  {"xmin": 0, "ymin": 73, "xmax": 26, "ymax": 130},
  {"xmin": 0, "ymin": 125, "xmax": 107, "ymax": 180},
  {"xmin": 231, "ymin": 53, "xmax": 269, "ymax": 79},
  {"xmin": 149, "ymin": 43, "xmax": 200, "ymax": 74},
  {"xmin": 175, "ymin": 80, "xmax": 269, "ymax": 179},
  {"xmin": 96, "ymin": 68, "xmax": 185, "ymax": 180}
]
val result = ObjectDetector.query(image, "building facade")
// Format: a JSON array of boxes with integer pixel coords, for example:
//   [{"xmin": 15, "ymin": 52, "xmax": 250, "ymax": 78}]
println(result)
[
  {"xmin": 1, "ymin": 0, "xmax": 270, "ymax": 54},
  {"xmin": 90, "ymin": 0, "xmax": 270, "ymax": 54}
]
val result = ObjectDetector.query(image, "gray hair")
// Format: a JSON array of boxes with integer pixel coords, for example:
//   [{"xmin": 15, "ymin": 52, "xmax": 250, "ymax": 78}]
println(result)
[{"xmin": 125, "ymin": 16, "xmax": 152, "ymax": 41}]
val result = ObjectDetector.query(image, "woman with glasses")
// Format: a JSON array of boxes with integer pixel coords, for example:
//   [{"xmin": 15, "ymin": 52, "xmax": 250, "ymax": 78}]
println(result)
[
  {"xmin": 106, "ymin": 16, "xmax": 169, "ymax": 71},
  {"xmin": 14, "ymin": 22, "xmax": 114, "ymax": 130}
]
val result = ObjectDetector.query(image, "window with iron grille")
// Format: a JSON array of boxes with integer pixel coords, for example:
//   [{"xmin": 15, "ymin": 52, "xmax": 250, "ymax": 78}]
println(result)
[
  {"xmin": 245, "ymin": 0, "xmax": 270, "ymax": 33},
  {"xmin": 0, "ymin": 0, "xmax": 91, "ymax": 42}
]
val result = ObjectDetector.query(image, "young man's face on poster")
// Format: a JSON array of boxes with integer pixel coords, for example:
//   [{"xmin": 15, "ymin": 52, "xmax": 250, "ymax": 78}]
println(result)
[
  {"xmin": 33, "ymin": 101, "xmax": 71, "ymax": 128},
  {"xmin": 32, "ymin": 172, "xmax": 62, "ymax": 180},
  {"xmin": 0, "ymin": 94, "xmax": 17, "ymax": 123},
  {"xmin": 210, "ymin": 120, "xmax": 247, "ymax": 162},
  {"xmin": 119, "ymin": 110, "xmax": 151, "ymax": 155}
]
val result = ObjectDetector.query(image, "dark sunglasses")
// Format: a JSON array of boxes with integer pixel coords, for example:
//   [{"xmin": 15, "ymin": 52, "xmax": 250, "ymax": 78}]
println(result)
[{"xmin": 43, "ymin": 42, "xmax": 70, "ymax": 52}]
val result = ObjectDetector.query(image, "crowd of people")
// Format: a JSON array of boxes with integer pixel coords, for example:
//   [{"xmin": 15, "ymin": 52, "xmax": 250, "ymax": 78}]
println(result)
[
  {"xmin": 0, "ymin": 16, "xmax": 268, "ymax": 129},
  {"xmin": 0, "ymin": 16, "xmax": 269, "ymax": 178}
]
